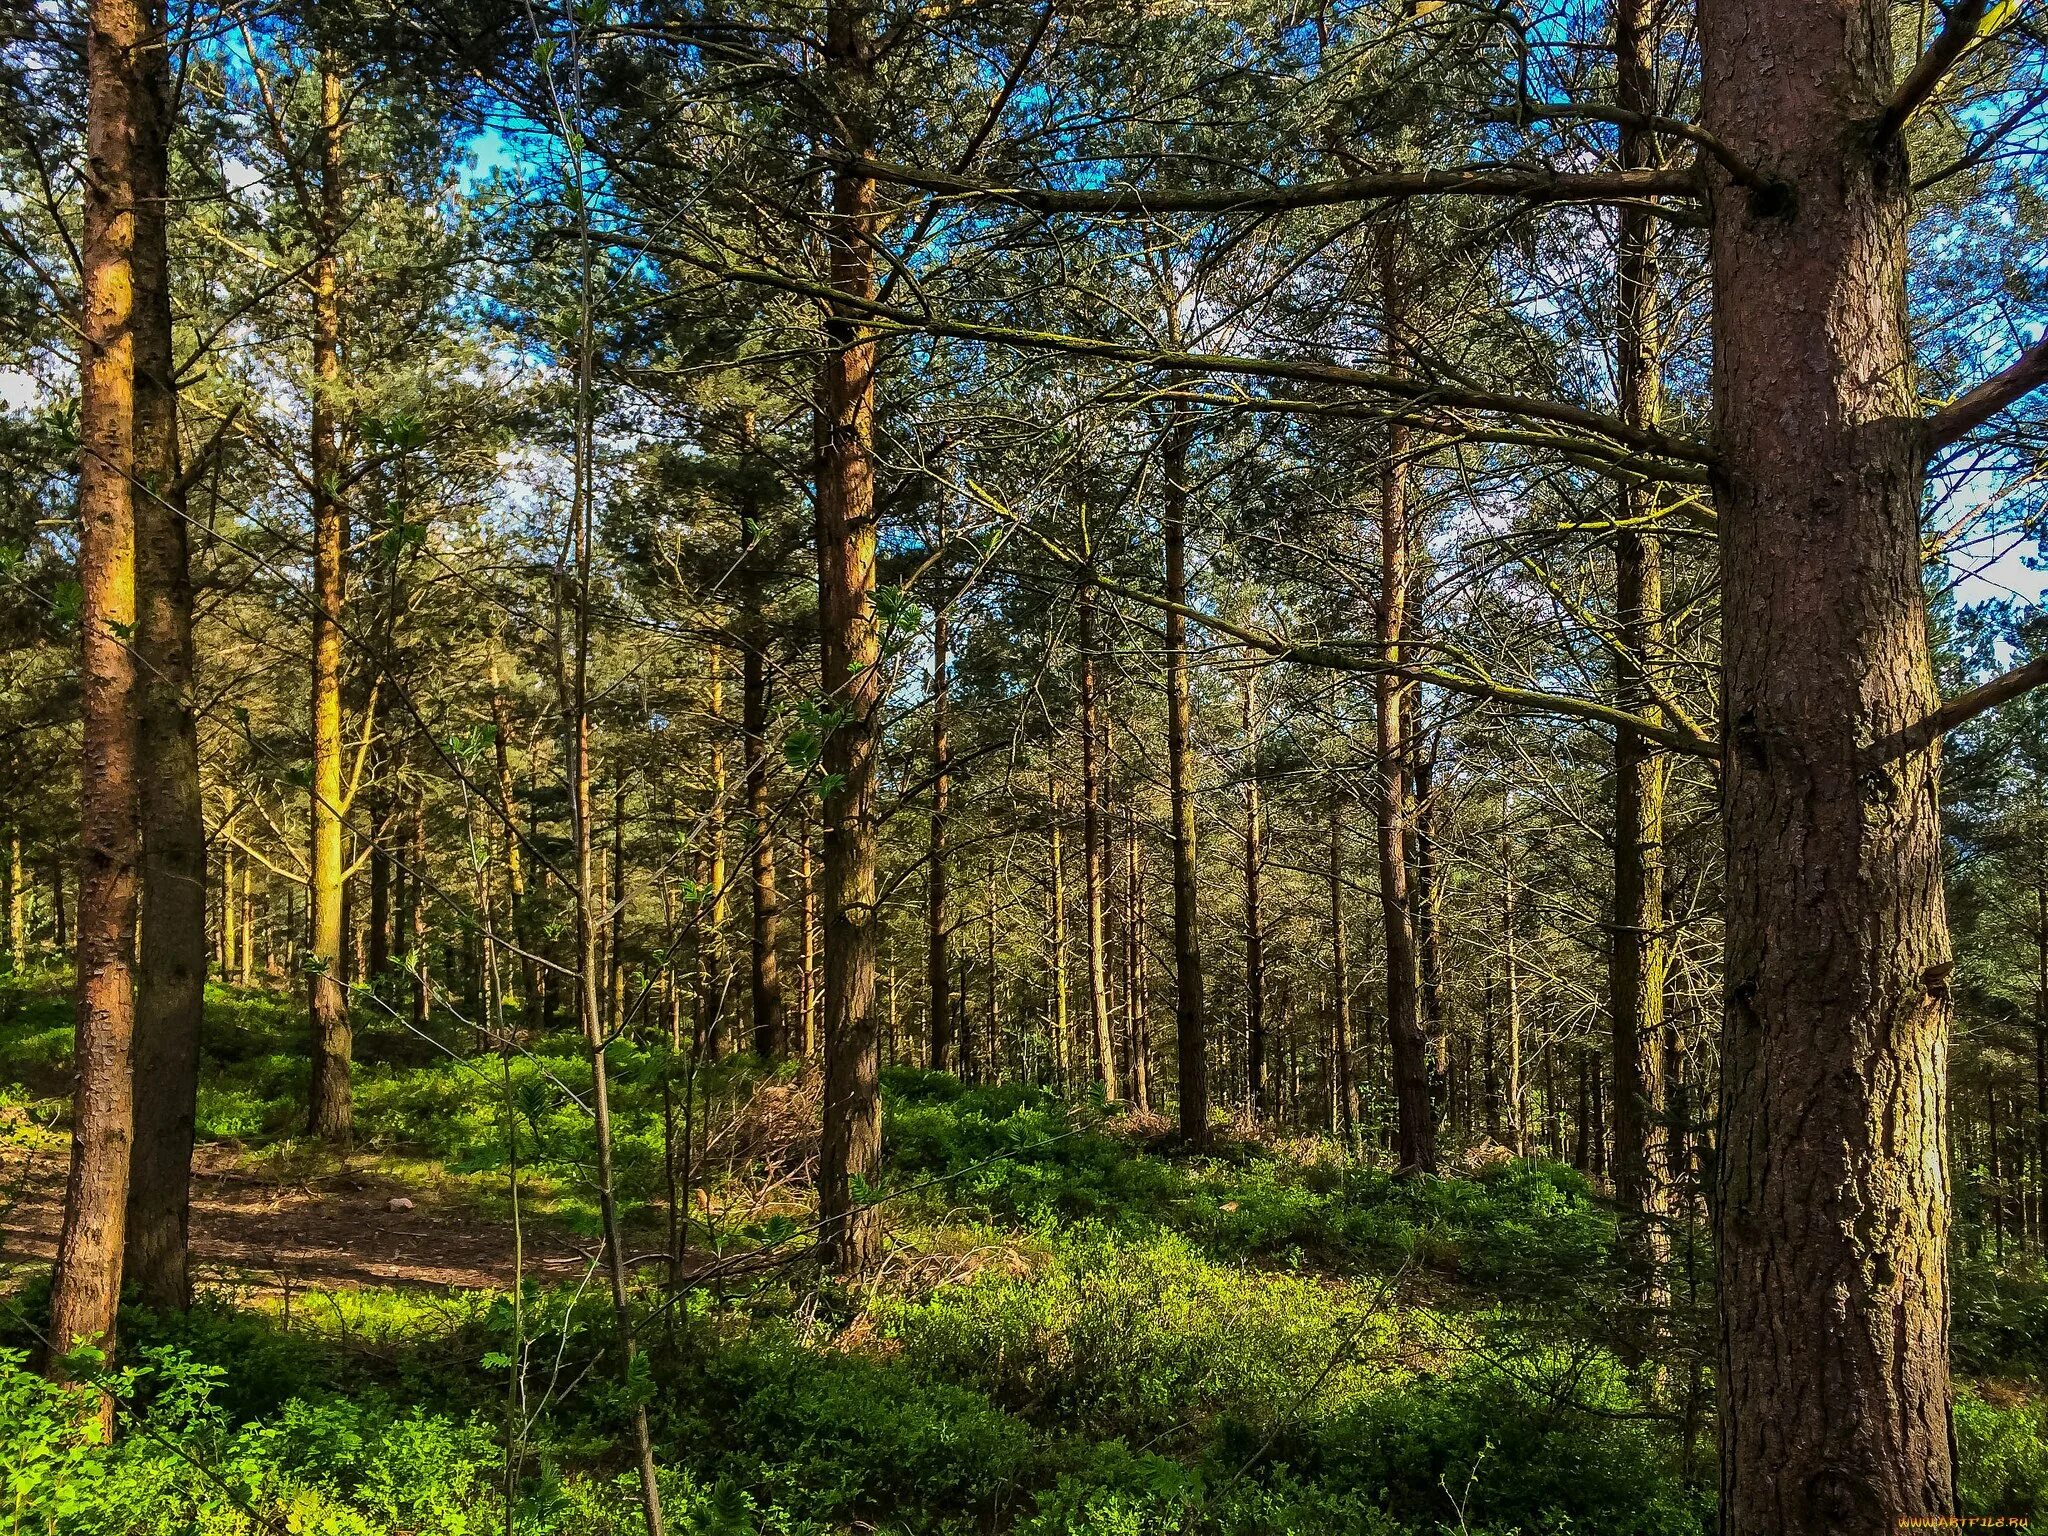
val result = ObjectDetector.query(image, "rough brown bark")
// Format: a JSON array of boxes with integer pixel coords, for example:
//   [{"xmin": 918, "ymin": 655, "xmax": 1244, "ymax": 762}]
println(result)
[
  {"xmin": 813, "ymin": 12, "xmax": 884, "ymax": 1268},
  {"xmin": 1161, "ymin": 407, "xmax": 1208, "ymax": 1145},
  {"xmin": 1704, "ymin": 0, "xmax": 1956, "ymax": 1520},
  {"xmin": 51, "ymin": 0, "xmax": 147, "ymax": 1401},
  {"xmin": 124, "ymin": 0, "xmax": 206, "ymax": 1313},
  {"xmin": 306, "ymin": 63, "xmax": 351, "ymax": 1141}
]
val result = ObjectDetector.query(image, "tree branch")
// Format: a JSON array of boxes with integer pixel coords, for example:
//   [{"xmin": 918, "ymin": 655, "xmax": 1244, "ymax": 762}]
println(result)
[
  {"xmin": 1479, "ymin": 106, "xmax": 1766, "ymax": 188},
  {"xmin": 835, "ymin": 154, "xmax": 1704, "ymax": 216},
  {"xmin": 965, "ymin": 479, "xmax": 1721, "ymax": 760},
  {"xmin": 1924, "ymin": 332, "xmax": 2048, "ymax": 448},
  {"xmin": 1877, "ymin": 0, "xmax": 1995, "ymax": 145},
  {"xmin": 611, "ymin": 236, "xmax": 1714, "ymax": 464},
  {"xmin": 1862, "ymin": 654, "xmax": 2048, "ymax": 768}
]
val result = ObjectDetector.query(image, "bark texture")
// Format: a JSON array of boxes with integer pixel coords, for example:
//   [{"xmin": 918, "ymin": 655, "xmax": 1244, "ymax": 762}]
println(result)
[
  {"xmin": 52, "ymin": 0, "xmax": 147, "ymax": 1393},
  {"xmin": 1703, "ymin": 0, "xmax": 1955, "ymax": 1523},
  {"xmin": 124, "ymin": 0, "xmax": 206, "ymax": 1312},
  {"xmin": 813, "ymin": 18, "xmax": 884, "ymax": 1268},
  {"xmin": 306, "ymin": 63, "xmax": 351, "ymax": 1141}
]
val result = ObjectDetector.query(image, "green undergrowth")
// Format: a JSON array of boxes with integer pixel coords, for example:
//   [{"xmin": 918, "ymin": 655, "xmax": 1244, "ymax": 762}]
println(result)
[{"xmin": 3, "ymin": 974, "xmax": 2044, "ymax": 1532}]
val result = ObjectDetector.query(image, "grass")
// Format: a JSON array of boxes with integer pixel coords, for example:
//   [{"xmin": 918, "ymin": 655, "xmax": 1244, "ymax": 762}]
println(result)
[{"xmin": 1, "ymin": 968, "xmax": 2041, "ymax": 1533}]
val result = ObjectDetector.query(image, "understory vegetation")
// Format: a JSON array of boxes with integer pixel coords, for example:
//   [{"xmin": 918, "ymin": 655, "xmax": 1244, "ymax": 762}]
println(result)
[{"xmin": 5, "ymin": 970, "xmax": 2045, "ymax": 1534}]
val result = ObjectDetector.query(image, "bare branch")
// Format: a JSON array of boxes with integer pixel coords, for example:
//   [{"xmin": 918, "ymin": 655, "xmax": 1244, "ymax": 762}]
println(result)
[
  {"xmin": 836, "ymin": 154, "xmax": 1705, "ymax": 216},
  {"xmin": 1877, "ymin": 0, "xmax": 1996, "ymax": 145},
  {"xmin": 1925, "ymin": 332, "xmax": 2048, "ymax": 448},
  {"xmin": 1862, "ymin": 654, "xmax": 2048, "ymax": 768},
  {"xmin": 610, "ymin": 236, "xmax": 1715, "ymax": 464},
  {"xmin": 965, "ymin": 479, "xmax": 1722, "ymax": 760}
]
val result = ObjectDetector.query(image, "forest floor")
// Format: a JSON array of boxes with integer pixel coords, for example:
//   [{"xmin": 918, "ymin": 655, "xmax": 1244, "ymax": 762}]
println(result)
[
  {"xmin": 1, "ymin": 965, "xmax": 2044, "ymax": 1535},
  {"xmin": 1, "ymin": 1139, "xmax": 591, "ymax": 1292}
]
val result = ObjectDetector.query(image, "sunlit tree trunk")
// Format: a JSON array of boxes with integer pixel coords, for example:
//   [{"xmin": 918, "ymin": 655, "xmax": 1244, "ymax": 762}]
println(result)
[
  {"xmin": 306, "ymin": 62, "xmax": 351, "ymax": 1141},
  {"xmin": 51, "ymin": 0, "xmax": 148, "ymax": 1410},
  {"xmin": 7, "ymin": 828, "xmax": 23, "ymax": 960},
  {"xmin": 813, "ymin": 0, "xmax": 884, "ymax": 1269}
]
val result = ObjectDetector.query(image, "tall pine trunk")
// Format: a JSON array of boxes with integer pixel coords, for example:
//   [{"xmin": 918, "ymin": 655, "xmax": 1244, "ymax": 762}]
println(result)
[
  {"xmin": 51, "ymin": 0, "xmax": 148, "ymax": 1403},
  {"xmin": 1704, "ymin": 0, "xmax": 1955, "ymax": 1520},
  {"xmin": 125, "ymin": 0, "xmax": 206, "ymax": 1311},
  {"xmin": 1608, "ymin": 0, "xmax": 1672, "ymax": 1321},
  {"xmin": 813, "ymin": 4, "xmax": 884, "ymax": 1268},
  {"xmin": 306, "ymin": 63, "xmax": 351, "ymax": 1141}
]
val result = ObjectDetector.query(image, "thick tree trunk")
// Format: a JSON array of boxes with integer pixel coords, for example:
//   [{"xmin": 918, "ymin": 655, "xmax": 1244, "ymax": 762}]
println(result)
[
  {"xmin": 1376, "ymin": 235, "xmax": 1433, "ymax": 1174},
  {"xmin": 51, "ymin": 0, "xmax": 147, "ymax": 1401},
  {"xmin": 1079, "ymin": 584, "xmax": 1116, "ymax": 1100},
  {"xmin": 125, "ymin": 0, "xmax": 206, "ymax": 1312},
  {"xmin": 927, "ymin": 599, "xmax": 953, "ymax": 1072},
  {"xmin": 306, "ymin": 63, "xmax": 351, "ymax": 1141},
  {"xmin": 813, "ymin": 29, "xmax": 884, "ymax": 1268},
  {"xmin": 1704, "ymin": 0, "xmax": 1955, "ymax": 1519},
  {"xmin": 1608, "ymin": 0, "xmax": 1672, "ymax": 1322},
  {"xmin": 1161, "ymin": 408, "xmax": 1208, "ymax": 1145}
]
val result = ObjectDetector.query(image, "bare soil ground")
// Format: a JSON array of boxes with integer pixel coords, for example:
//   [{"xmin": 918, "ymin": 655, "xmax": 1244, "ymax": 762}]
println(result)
[{"xmin": 1, "ymin": 1142, "xmax": 594, "ymax": 1295}]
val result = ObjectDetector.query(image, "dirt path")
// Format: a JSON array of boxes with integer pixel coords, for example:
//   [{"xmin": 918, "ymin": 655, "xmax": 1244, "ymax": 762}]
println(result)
[{"xmin": 2, "ymin": 1143, "xmax": 596, "ymax": 1295}]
